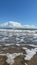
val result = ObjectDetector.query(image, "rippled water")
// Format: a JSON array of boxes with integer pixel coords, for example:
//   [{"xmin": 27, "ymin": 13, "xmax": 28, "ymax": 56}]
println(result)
[
  {"xmin": 0, "ymin": 30, "xmax": 37, "ymax": 65},
  {"xmin": 0, "ymin": 30, "xmax": 37, "ymax": 45}
]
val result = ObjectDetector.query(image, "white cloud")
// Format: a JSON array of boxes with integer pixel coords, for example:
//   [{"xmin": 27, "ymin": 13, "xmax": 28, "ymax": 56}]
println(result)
[
  {"xmin": 0, "ymin": 22, "xmax": 8, "ymax": 27},
  {"xmin": 0, "ymin": 21, "xmax": 37, "ymax": 28},
  {"xmin": 0, "ymin": 21, "xmax": 22, "ymax": 28},
  {"xmin": 23, "ymin": 25, "xmax": 37, "ymax": 28},
  {"xmin": 9, "ymin": 21, "xmax": 22, "ymax": 28}
]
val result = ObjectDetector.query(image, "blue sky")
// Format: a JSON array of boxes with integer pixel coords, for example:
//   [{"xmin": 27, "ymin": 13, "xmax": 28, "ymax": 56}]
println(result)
[{"xmin": 0, "ymin": 0, "xmax": 37, "ymax": 25}]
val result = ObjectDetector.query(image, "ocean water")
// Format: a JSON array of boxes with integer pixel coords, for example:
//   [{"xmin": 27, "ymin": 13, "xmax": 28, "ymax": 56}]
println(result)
[
  {"xmin": 0, "ymin": 29, "xmax": 37, "ymax": 65},
  {"xmin": 0, "ymin": 29, "xmax": 37, "ymax": 45}
]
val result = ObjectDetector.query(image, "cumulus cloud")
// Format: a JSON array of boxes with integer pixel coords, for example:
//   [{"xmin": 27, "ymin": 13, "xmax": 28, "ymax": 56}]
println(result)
[
  {"xmin": 0, "ymin": 21, "xmax": 22, "ymax": 28},
  {"xmin": 0, "ymin": 21, "xmax": 37, "ymax": 28},
  {"xmin": 9, "ymin": 21, "xmax": 22, "ymax": 28}
]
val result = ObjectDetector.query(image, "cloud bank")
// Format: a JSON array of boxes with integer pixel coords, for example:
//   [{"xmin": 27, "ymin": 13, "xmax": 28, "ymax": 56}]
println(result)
[{"xmin": 0, "ymin": 21, "xmax": 37, "ymax": 28}]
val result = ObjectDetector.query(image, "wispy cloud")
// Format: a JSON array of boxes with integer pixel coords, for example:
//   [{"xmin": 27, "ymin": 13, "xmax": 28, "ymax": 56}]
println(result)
[
  {"xmin": 0, "ymin": 22, "xmax": 8, "ymax": 27},
  {"xmin": 23, "ymin": 25, "xmax": 37, "ymax": 28}
]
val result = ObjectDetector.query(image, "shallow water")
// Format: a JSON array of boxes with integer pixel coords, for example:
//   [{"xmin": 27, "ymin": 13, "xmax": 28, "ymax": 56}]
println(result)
[{"xmin": 0, "ymin": 30, "xmax": 37, "ymax": 65}]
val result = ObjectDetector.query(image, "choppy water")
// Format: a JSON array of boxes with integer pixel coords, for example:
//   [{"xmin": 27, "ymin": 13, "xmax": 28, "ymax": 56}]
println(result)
[
  {"xmin": 0, "ymin": 30, "xmax": 37, "ymax": 45},
  {"xmin": 0, "ymin": 30, "xmax": 37, "ymax": 65}
]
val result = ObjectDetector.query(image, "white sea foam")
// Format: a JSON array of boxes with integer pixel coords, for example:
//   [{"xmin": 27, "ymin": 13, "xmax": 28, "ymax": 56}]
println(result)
[
  {"xmin": 29, "ymin": 44, "xmax": 37, "ymax": 47},
  {"xmin": 24, "ymin": 48, "xmax": 37, "ymax": 60},
  {"xmin": 4, "ymin": 43, "xmax": 14, "ymax": 46},
  {"xmin": 22, "ymin": 47, "xmax": 27, "ymax": 50},
  {"xmin": 0, "ymin": 54, "xmax": 6, "ymax": 56},
  {"xmin": 0, "ymin": 53, "xmax": 23, "ymax": 65},
  {"xmin": 20, "ymin": 38, "xmax": 24, "ymax": 42},
  {"xmin": 2, "ymin": 37, "xmax": 8, "ymax": 41},
  {"xmin": 4, "ymin": 44, "xmax": 12, "ymax": 46},
  {"xmin": 25, "ymin": 63, "xmax": 28, "ymax": 65},
  {"xmin": 16, "ymin": 44, "xmax": 20, "ymax": 46},
  {"xmin": 16, "ymin": 37, "xmax": 20, "ymax": 41},
  {"xmin": 6, "ymin": 53, "xmax": 23, "ymax": 65}
]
